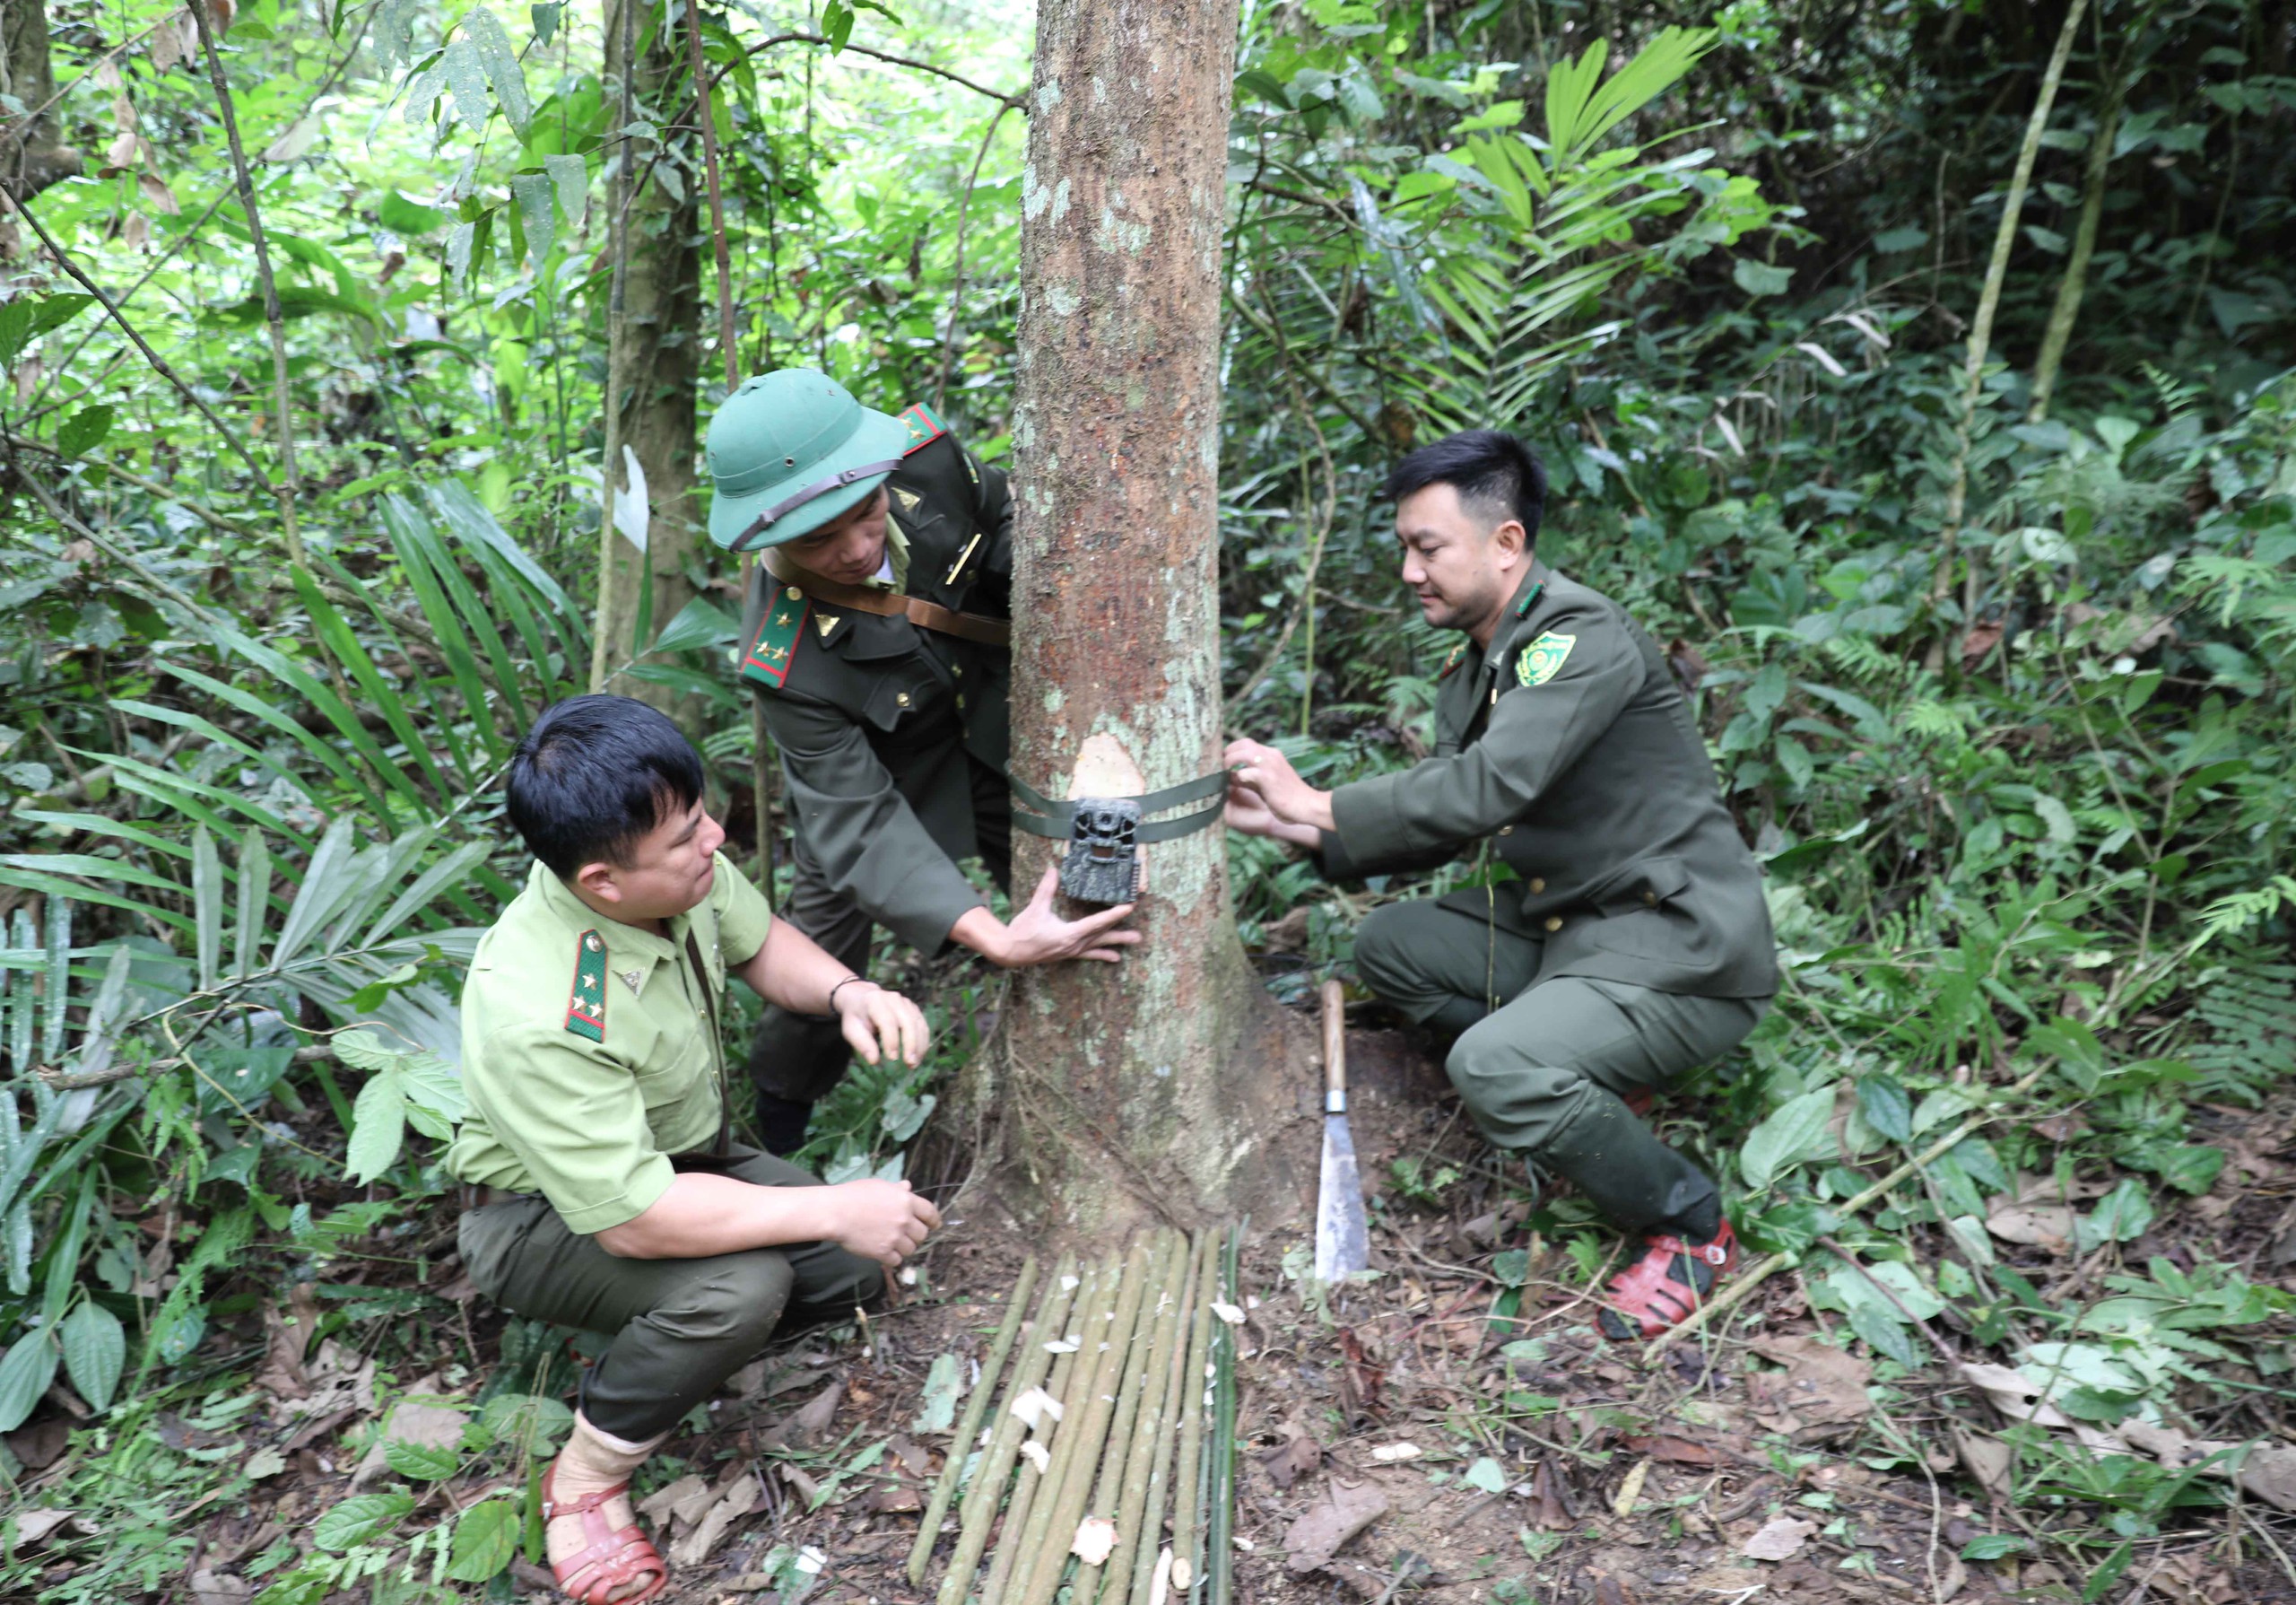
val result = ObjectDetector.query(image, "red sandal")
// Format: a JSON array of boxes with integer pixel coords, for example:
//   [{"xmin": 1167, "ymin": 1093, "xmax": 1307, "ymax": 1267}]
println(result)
[
  {"xmin": 1596, "ymin": 1219, "xmax": 1737, "ymax": 1341},
  {"xmin": 541, "ymin": 1461, "xmax": 669, "ymax": 1605}
]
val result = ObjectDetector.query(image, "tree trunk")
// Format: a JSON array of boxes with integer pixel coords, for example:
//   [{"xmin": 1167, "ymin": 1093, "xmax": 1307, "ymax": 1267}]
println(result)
[
  {"xmin": 1004, "ymin": 0, "xmax": 1292, "ymax": 1232},
  {"xmin": 0, "ymin": 0, "xmax": 84, "ymax": 200},
  {"xmin": 590, "ymin": 0, "xmax": 701, "ymax": 702}
]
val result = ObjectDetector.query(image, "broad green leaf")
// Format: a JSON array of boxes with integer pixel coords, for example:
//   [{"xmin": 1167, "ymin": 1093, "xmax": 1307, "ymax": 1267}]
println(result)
[
  {"xmin": 0, "ymin": 293, "xmax": 95, "ymax": 370},
  {"xmin": 912, "ymin": 1353, "xmax": 962, "ymax": 1435},
  {"xmin": 236, "ymin": 830, "xmax": 271, "ymax": 979},
  {"xmin": 60, "ymin": 1300, "xmax": 126, "ymax": 1411},
  {"xmin": 1733, "ymin": 258, "xmax": 1793, "ymax": 296},
  {"xmin": 648, "ymin": 598, "xmax": 742, "ymax": 656},
  {"xmin": 478, "ymin": 1392, "xmax": 574, "ymax": 1454},
  {"xmin": 345, "ymin": 1062, "xmax": 407, "ymax": 1183},
  {"xmin": 57, "ymin": 405, "xmax": 114, "ymax": 458},
  {"xmin": 1739, "ymin": 1086, "xmax": 1839, "ymax": 1189},
  {"xmin": 1855, "ymin": 1075, "xmax": 1911, "ymax": 1146},
  {"xmin": 544, "ymin": 153, "xmax": 587, "ymax": 227},
  {"xmin": 462, "ymin": 9, "xmax": 533, "ymax": 136},
  {"xmin": 378, "ymin": 189, "xmax": 450, "ymax": 234},
  {"xmin": 192, "ymin": 826, "xmax": 222, "ymax": 990},
  {"xmin": 439, "ymin": 38, "xmax": 491, "ymax": 134},
  {"xmin": 0, "ymin": 1329, "xmax": 59, "ymax": 1431},
  {"xmin": 386, "ymin": 1437, "xmax": 463, "ymax": 1480},
  {"xmin": 1462, "ymin": 1456, "xmax": 1508, "ymax": 1494},
  {"xmin": 447, "ymin": 1498, "xmax": 521, "ymax": 1582},
  {"xmin": 510, "ymin": 171, "xmax": 554, "ymax": 271},
  {"xmin": 313, "ymin": 1492, "xmax": 417, "ymax": 1551}
]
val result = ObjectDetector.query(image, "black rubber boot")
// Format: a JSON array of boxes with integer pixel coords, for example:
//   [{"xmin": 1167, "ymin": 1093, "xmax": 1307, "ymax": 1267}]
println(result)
[
  {"xmin": 752, "ymin": 1093, "xmax": 815, "ymax": 1157},
  {"xmin": 1529, "ymin": 1086, "xmax": 1720, "ymax": 1241}
]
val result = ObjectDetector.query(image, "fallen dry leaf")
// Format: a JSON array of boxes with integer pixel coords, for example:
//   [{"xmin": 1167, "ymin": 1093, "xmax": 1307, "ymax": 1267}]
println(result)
[
  {"xmin": 4, "ymin": 1417, "xmax": 68, "ymax": 1470},
  {"xmin": 1953, "ymin": 1426, "xmax": 2013, "ymax": 1500},
  {"xmin": 1259, "ymin": 1420, "xmax": 1322, "ymax": 1490},
  {"xmin": 667, "ymin": 1471, "xmax": 759, "ymax": 1568},
  {"xmin": 1283, "ymin": 1480, "xmax": 1388, "ymax": 1574},
  {"xmin": 1983, "ymin": 1205, "xmax": 2075, "ymax": 1250},
  {"xmin": 1747, "ymin": 1335, "xmax": 1872, "ymax": 1436},
  {"xmin": 636, "ymin": 1473, "xmax": 709, "ymax": 1528},
  {"xmin": 1743, "ymin": 1515, "xmax": 1817, "ymax": 1562},
  {"xmin": 187, "ymin": 1569, "xmax": 250, "ymax": 1604},
  {"xmin": 1611, "ymin": 1458, "xmax": 1650, "ymax": 1517},
  {"xmin": 2120, "ymin": 1420, "xmax": 2296, "ymax": 1513},
  {"xmin": 761, "ymin": 1378, "xmax": 843, "ymax": 1450},
  {"xmin": 13, "ymin": 1509, "xmax": 87, "ymax": 1545},
  {"xmin": 1622, "ymin": 1434, "xmax": 1721, "ymax": 1467}
]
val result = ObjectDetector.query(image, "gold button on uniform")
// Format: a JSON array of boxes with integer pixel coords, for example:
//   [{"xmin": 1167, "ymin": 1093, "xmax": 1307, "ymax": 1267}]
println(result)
[
  {"xmin": 896, "ymin": 692, "xmax": 910, "ymax": 708},
  {"xmin": 1529, "ymin": 877, "xmax": 1545, "ymax": 894},
  {"xmin": 1544, "ymin": 915, "xmax": 1563, "ymax": 932},
  {"xmin": 787, "ymin": 586, "xmax": 804, "ymax": 601},
  {"xmin": 1642, "ymin": 890, "xmax": 1658, "ymax": 905},
  {"xmin": 952, "ymin": 664, "xmax": 963, "ymax": 677},
  {"xmin": 1498, "ymin": 825, "xmax": 1513, "ymax": 836}
]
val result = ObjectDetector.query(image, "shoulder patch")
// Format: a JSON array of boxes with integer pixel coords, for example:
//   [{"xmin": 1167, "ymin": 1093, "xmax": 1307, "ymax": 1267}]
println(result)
[
  {"xmin": 897, "ymin": 401, "xmax": 947, "ymax": 456},
  {"xmin": 740, "ymin": 579, "xmax": 809, "ymax": 690},
  {"xmin": 1437, "ymin": 643, "xmax": 1466, "ymax": 681},
  {"xmin": 566, "ymin": 929, "xmax": 608, "ymax": 1042},
  {"xmin": 1515, "ymin": 631, "xmax": 1577, "ymax": 688}
]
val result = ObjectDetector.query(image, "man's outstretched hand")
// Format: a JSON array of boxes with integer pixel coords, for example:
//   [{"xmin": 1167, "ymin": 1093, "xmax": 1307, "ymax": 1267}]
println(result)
[
  {"xmin": 952, "ymin": 866, "xmax": 1142, "ymax": 967},
  {"xmin": 1223, "ymin": 738, "xmax": 1335, "ymax": 842}
]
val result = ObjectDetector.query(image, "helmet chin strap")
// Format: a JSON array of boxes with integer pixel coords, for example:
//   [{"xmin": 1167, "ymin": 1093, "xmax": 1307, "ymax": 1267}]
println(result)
[{"xmin": 731, "ymin": 459, "xmax": 903, "ymax": 551}]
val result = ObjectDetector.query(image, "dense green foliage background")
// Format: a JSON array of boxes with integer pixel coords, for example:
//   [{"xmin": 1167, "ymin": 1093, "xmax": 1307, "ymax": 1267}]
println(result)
[{"xmin": 2, "ymin": 0, "xmax": 2293, "ymax": 1595}]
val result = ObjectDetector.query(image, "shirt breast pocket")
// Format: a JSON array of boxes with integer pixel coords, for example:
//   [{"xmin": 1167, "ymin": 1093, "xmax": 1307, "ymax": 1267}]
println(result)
[
  {"xmin": 1587, "ymin": 857, "xmax": 1702, "ymax": 959},
  {"xmin": 863, "ymin": 671, "xmax": 937, "ymax": 733}
]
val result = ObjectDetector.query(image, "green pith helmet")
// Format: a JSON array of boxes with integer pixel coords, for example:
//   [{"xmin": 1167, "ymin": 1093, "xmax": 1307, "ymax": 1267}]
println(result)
[{"xmin": 704, "ymin": 368, "xmax": 911, "ymax": 551}]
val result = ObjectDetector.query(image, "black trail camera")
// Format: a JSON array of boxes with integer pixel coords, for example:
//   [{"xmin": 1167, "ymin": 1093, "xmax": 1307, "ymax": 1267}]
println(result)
[{"xmin": 1061, "ymin": 798, "xmax": 1142, "ymax": 904}]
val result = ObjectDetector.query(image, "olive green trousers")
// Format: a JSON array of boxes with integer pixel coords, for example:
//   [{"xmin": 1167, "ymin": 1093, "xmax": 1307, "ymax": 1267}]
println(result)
[
  {"xmin": 457, "ymin": 1148, "xmax": 883, "ymax": 1441},
  {"xmin": 1354, "ymin": 898, "xmax": 1769, "ymax": 1239}
]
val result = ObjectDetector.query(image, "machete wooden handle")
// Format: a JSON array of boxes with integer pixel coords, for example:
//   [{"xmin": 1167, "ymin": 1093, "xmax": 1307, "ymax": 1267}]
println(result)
[{"xmin": 1320, "ymin": 979, "xmax": 1346, "ymax": 1099}]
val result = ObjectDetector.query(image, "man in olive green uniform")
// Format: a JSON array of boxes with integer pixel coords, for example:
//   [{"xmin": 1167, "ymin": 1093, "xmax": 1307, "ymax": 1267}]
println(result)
[
  {"xmin": 448, "ymin": 693, "xmax": 939, "ymax": 1602},
  {"xmin": 705, "ymin": 369, "xmax": 1137, "ymax": 1153},
  {"xmin": 1225, "ymin": 431, "xmax": 1778, "ymax": 1340}
]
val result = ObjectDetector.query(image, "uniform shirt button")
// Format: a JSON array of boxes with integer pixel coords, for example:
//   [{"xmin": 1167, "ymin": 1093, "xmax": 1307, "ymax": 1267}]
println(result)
[
  {"xmin": 787, "ymin": 586, "xmax": 804, "ymax": 601},
  {"xmin": 1642, "ymin": 890, "xmax": 1658, "ymax": 905},
  {"xmin": 897, "ymin": 692, "xmax": 911, "ymax": 708},
  {"xmin": 956, "ymin": 694, "xmax": 967, "ymax": 709},
  {"xmin": 952, "ymin": 664, "xmax": 963, "ymax": 677},
  {"xmin": 1498, "ymin": 825, "xmax": 1513, "ymax": 837},
  {"xmin": 1544, "ymin": 915, "xmax": 1563, "ymax": 933},
  {"xmin": 1529, "ymin": 877, "xmax": 1545, "ymax": 894}
]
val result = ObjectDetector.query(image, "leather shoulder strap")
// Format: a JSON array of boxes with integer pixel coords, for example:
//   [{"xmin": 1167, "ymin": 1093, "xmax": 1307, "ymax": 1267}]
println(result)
[{"xmin": 761, "ymin": 549, "xmax": 1012, "ymax": 648}]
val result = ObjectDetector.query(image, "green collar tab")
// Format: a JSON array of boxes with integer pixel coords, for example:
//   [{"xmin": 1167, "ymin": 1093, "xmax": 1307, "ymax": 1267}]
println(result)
[
  {"xmin": 740, "ymin": 581, "xmax": 809, "ymax": 689},
  {"xmin": 565, "ymin": 929, "xmax": 609, "ymax": 1042},
  {"xmin": 1514, "ymin": 578, "xmax": 1547, "ymax": 618}
]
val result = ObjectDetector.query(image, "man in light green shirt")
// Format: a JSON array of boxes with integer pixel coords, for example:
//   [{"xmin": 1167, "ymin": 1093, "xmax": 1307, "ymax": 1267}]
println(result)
[{"xmin": 447, "ymin": 694, "xmax": 937, "ymax": 1605}]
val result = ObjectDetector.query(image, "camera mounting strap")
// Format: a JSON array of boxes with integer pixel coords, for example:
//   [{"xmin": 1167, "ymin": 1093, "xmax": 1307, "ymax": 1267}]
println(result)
[{"xmin": 1006, "ymin": 767, "xmax": 1230, "ymax": 843}]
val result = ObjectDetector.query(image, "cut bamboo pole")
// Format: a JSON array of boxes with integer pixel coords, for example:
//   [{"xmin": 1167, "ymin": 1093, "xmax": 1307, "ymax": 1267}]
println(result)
[
  {"xmin": 1074, "ymin": 1233, "xmax": 1184, "ymax": 1603},
  {"xmin": 1112, "ymin": 1231, "xmax": 1201, "ymax": 1605},
  {"xmin": 1205, "ymin": 1227, "xmax": 1241, "ymax": 1605},
  {"xmin": 1011, "ymin": 1237, "xmax": 1156, "ymax": 1605},
  {"xmin": 943, "ymin": 1257, "xmax": 1096, "ymax": 1605},
  {"xmin": 908, "ymin": 1254, "xmax": 1048, "ymax": 1586},
  {"xmin": 1168, "ymin": 1231, "xmax": 1220, "ymax": 1593},
  {"xmin": 981, "ymin": 1252, "xmax": 1119, "ymax": 1604}
]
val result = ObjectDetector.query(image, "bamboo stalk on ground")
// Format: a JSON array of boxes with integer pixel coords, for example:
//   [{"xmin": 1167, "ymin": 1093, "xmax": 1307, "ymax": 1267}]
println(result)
[
  {"xmin": 982, "ymin": 1253, "xmax": 1118, "ymax": 1603},
  {"xmin": 1011, "ymin": 1238, "xmax": 1156, "ymax": 1605},
  {"xmin": 1205, "ymin": 1227, "xmax": 1241, "ymax": 1605},
  {"xmin": 1168, "ymin": 1231, "xmax": 1219, "ymax": 1593},
  {"xmin": 1113, "ymin": 1232, "xmax": 1203, "ymax": 1605},
  {"xmin": 908, "ymin": 1253, "xmax": 1047, "ymax": 1586},
  {"xmin": 957, "ymin": 1257, "xmax": 1103, "ymax": 1605},
  {"xmin": 1074, "ymin": 1234, "xmax": 1184, "ymax": 1602}
]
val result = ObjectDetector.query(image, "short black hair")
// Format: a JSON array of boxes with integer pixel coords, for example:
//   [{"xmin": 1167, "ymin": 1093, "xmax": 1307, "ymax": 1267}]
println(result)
[
  {"xmin": 1382, "ymin": 430, "xmax": 1547, "ymax": 545},
  {"xmin": 505, "ymin": 695, "xmax": 706, "ymax": 878}
]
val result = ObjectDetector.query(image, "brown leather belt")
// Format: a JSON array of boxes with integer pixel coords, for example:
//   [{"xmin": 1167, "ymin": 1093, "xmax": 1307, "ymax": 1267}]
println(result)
[
  {"xmin": 761, "ymin": 548, "xmax": 1011, "ymax": 648},
  {"xmin": 458, "ymin": 1183, "xmax": 535, "ymax": 1211}
]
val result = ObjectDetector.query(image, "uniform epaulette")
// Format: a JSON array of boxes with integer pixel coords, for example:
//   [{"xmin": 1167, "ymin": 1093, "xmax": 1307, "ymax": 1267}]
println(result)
[
  {"xmin": 1515, "ymin": 579, "xmax": 1546, "ymax": 618},
  {"xmin": 1516, "ymin": 630, "xmax": 1577, "ymax": 687},
  {"xmin": 566, "ymin": 929, "xmax": 608, "ymax": 1041},
  {"xmin": 1438, "ymin": 643, "xmax": 1465, "ymax": 681},
  {"xmin": 740, "ymin": 579, "xmax": 810, "ymax": 690},
  {"xmin": 898, "ymin": 401, "xmax": 947, "ymax": 456}
]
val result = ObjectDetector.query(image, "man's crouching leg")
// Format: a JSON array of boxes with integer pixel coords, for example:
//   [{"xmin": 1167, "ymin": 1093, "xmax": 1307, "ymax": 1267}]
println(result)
[
  {"xmin": 460, "ymin": 1169, "xmax": 883, "ymax": 1601},
  {"xmin": 1441, "ymin": 976, "xmax": 1763, "ymax": 1340}
]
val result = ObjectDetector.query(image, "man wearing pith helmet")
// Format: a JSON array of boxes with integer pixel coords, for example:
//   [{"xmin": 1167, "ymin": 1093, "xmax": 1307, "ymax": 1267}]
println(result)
[{"xmin": 705, "ymin": 369, "xmax": 1141, "ymax": 1153}]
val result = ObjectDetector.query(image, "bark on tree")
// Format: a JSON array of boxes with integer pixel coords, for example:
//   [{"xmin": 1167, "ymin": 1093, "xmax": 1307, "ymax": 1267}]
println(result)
[
  {"xmin": 0, "ymin": 0, "xmax": 84, "ymax": 200},
  {"xmin": 1003, "ymin": 0, "xmax": 1291, "ymax": 1230},
  {"xmin": 591, "ymin": 0, "xmax": 702, "ymax": 703}
]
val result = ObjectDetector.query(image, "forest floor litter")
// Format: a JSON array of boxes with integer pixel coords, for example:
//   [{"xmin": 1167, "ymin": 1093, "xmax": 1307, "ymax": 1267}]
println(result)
[{"xmin": 6, "ymin": 1022, "xmax": 2292, "ymax": 1604}]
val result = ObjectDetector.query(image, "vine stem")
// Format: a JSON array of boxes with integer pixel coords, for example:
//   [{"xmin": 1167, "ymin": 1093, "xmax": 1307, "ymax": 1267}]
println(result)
[
  {"xmin": 189, "ymin": 0, "xmax": 308, "ymax": 574},
  {"xmin": 932, "ymin": 100, "xmax": 1013, "ymax": 411}
]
